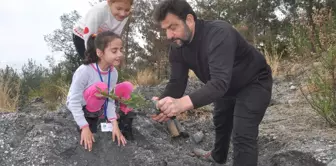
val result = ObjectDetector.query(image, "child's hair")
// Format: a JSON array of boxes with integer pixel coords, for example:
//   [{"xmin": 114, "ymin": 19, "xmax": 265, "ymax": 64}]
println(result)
[
  {"xmin": 83, "ymin": 31, "xmax": 122, "ymax": 65},
  {"xmin": 108, "ymin": 0, "xmax": 133, "ymax": 5}
]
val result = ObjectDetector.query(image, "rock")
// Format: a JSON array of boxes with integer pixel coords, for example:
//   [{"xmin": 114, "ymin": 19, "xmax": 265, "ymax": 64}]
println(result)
[
  {"xmin": 270, "ymin": 150, "xmax": 325, "ymax": 166},
  {"xmin": 191, "ymin": 131, "xmax": 204, "ymax": 144},
  {"xmin": 290, "ymin": 85, "xmax": 297, "ymax": 90},
  {"xmin": 328, "ymin": 159, "xmax": 336, "ymax": 166},
  {"xmin": 41, "ymin": 157, "xmax": 46, "ymax": 164}
]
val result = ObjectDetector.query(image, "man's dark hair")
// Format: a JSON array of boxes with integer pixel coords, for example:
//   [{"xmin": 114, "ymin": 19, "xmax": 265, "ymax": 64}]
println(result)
[{"xmin": 153, "ymin": 0, "xmax": 197, "ymax": 23}]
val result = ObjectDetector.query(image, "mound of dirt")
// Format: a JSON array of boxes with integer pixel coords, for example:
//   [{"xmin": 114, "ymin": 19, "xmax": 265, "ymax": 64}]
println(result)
[{"xmin": 0, "ymin": 77, "xmax": 335, "ymax": 166}]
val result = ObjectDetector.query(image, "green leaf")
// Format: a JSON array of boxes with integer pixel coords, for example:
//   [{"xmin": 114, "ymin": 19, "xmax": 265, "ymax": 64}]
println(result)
[{"xmin": 96, "ymin": 86, "xmax": 160, "ymax": 114}]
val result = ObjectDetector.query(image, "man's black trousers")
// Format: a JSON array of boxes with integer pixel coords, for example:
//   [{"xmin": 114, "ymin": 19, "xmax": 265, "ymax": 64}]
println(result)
[{"xmin": 211, "ymin": 66, "xmax": 273, "ymax": 166}]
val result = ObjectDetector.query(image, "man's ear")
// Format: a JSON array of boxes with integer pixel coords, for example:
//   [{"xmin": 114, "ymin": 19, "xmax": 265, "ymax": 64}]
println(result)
[{"xmin": 185, "ymin": 14, "xmax": 195, "ymax": 27}]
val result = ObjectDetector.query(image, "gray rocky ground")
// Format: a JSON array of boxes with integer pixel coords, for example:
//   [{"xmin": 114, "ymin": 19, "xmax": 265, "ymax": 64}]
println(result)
[{"xmin": 0, "ymin": 75, "xmax": 335, "ymax": 166}]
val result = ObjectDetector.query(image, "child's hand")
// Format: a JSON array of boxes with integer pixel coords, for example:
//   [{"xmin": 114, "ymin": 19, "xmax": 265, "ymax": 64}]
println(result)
[
  {"xmin": 80, "ymin": 127, "xmax": 95, "ymax": 151},
  {"xmin": 112, "ymin": 121, "xmax": 127, "ymax": 146}
]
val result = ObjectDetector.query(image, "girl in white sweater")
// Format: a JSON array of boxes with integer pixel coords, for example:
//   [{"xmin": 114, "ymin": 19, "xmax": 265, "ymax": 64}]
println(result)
[
  {"xmin": 72, "ymin": 0, "xmax": 133, "ymax": 59},
  {"xmin": 67, "ymin": 31, "xmax": 127, "ymax": 151}
]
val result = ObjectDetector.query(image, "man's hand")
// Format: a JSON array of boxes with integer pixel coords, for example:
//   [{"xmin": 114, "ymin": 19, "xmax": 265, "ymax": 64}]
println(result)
[
  {"xmin": 151, "ymin": 112, "xmax": 170, "ymax": 123},
  {"xmin": 151, "ymin": 97, "xmax": 170, "ymax": 122},
  {"xmin": 151, "ymin": 96, "xmax": 194, "ymax": 122},
  {"xmin": 158, "ymin": 97, "xmax": 184, "ymax": 117},
  {"xmin": 80, "ymin": 127, "xmax": 95, "ymax": 151}
]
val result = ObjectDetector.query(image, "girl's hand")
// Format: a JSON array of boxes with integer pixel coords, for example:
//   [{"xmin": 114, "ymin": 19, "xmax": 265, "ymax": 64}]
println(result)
[
  {"xmin": 111, "ymin": 120, "xmax": 127, "ymax": 146},
  {"xmin": 80, "ymin": 127, "xmax": 95, "ymax": 151}
]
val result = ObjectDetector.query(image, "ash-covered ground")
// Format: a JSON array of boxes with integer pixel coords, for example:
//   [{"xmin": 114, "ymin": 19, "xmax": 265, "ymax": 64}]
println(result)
[{"xmin": 1, "ymin": 76, "xmax": 335, "ymax": 166}]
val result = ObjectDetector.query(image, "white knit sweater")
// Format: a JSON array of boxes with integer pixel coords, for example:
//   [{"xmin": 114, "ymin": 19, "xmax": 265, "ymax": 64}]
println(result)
[{"xmin": 72, "ymin": 1, "xmax": 129, "ymax": 48}]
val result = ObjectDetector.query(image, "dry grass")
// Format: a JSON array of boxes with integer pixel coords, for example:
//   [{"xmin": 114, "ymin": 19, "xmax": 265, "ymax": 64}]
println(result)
[
  {"xmin": 177, "ymin": 105, "xmax": 213, "ymax": 121},
  {"xmin": 300, "ymin": 83, "xmax": 319, "ymax": 94},
  {"xmin": 0, "ymin": 77, "xmax": 20, "ymax": 112},
  {"xmin": 39, "ymin": 79, "xmax": 70, "ymax": 110},
  {"xmin": 131, "ymin": 68, "xmax": 161, "ymax": 86},
  {"xmin": 298, "ymin": 46, "xmax": 336, "ymax": 126},
  {"xmin": 188, "ymin": 70, "xmax": 197, "ymax": 78},
  {"xmin": 264, "ymin": 48, "xmax": 283, "ymax": 76}
]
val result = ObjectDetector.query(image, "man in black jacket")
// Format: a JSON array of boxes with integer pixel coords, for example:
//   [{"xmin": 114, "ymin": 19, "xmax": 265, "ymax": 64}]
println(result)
[{"xmin": 151, "ymin": 0, "xmax": 273, "ymax": 165}]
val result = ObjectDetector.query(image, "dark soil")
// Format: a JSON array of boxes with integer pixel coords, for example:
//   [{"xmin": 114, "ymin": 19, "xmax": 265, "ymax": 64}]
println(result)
[{"xmin": 0, "ymin": 77, "xmax": 335, "ymax": 166}]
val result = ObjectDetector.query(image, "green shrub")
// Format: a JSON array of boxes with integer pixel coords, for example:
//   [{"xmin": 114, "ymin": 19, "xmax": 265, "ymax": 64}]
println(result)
[
  {"xmin": 301, "ymin": 46, "xmax": 336, "ymax": 126},
  {"xmin": 298, "ymin": 8, "xmax": 336, "ymax": 127},
  {"xmin": 39, "ymin": 78, "xmax": 69, "ymax": 111}
]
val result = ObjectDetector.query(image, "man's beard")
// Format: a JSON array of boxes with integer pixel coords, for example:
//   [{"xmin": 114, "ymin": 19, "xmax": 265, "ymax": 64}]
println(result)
[{"xmin": 170, "ymin": 23, "xmax": 192, "ymax": 48}]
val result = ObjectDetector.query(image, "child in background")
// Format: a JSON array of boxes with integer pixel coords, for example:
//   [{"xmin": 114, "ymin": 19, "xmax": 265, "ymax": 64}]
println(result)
[
  {"xmin": 67, "ymin": 31, "xmax": 128, "ymax": 151},
  {"xmin": 72, "ymin": 0, "xmax": 133, "ymax": 59}
]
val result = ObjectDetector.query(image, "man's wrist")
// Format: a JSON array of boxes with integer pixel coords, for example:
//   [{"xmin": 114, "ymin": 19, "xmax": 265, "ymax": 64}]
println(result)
[{"xmin": 180, "ymin": 95, "xmax": 194, "ymax": 112}]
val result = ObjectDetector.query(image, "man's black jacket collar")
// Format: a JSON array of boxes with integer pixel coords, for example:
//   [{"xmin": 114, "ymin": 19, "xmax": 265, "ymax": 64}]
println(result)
[{"xmin": 184, "ymin": 19, "xmax": 204, "ymax": 49}]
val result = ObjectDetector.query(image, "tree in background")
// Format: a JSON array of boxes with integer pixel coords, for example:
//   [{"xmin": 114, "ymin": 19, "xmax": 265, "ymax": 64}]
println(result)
[
  {"xmin": 19, "ymin": 59, "xmax": 47, "ymax": 104},
  {"xmin": 44, "ymin": 11, "xmax": 82, "ymax": 83},
  {"xmin": 1, "ymin": 0, "xmax": 336, "ymax": 114}
]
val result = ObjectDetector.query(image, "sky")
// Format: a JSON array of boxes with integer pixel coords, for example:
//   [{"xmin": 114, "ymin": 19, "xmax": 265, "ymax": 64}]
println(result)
[
  {"xmin": 0, "ymin": 0, "xmax": 93, "ymax": 71},
  {"xmin": 0, "ymin": 0, "xmax": 286, "ymax": 72}
]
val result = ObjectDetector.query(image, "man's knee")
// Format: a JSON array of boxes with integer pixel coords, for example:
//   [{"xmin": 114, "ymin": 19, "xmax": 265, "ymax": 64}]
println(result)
[
  {"xmin": 213, "ymin": 112, "xmax": 232, "ymax": 131},
  {"xmin": 231, "ymin": 117, "xmax": 259, "ymax": 150},
  {"xmin": 231, "ymin": 129, "xmax": 258, "ymax": 147},
  {"xmin": 212, "ymin": 98, "xmax": 235, "ymax": 127}
]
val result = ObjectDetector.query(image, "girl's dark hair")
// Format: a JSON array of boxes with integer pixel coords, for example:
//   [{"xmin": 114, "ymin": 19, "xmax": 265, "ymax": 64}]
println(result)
[{"xmin": 83, "ymin": 31, "xmax": 121, "ymax": 65}]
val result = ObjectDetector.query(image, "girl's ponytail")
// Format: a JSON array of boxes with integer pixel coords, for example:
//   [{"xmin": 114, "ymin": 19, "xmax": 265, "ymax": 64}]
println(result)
[{"xmin": 83, "ymin": 34, "xmax": 99, "ymax": 65}]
